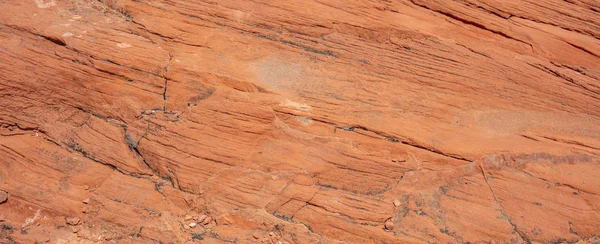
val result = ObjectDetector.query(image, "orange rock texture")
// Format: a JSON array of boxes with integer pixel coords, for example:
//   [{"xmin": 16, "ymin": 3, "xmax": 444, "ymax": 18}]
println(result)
[{"xmin": 1, "ymin": 0, "xmax": 600, "ymax": 243}]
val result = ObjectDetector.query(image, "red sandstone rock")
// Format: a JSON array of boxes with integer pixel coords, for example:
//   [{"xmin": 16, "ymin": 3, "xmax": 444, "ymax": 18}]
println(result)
[
  {"xmin": 202, "ymin": 217, "xmax": 212, "ymax": 225},
  {"xmin": 1, "ymin": 0, "xmax": 600, "ymax": 243},
  {"xmin": 66, "ymin": 217, "xmax": 81, "ymax": 226},
  {"xmin": 384, "ymin": 219, "xmax": 395, "ymax": 231},
  {"xmin": 0, "ymin": 191, "xmax": 7, "ymax": 204},
  {"xmin": 197, "ymin": 215, "xmax": 207, "ymax": 224}
]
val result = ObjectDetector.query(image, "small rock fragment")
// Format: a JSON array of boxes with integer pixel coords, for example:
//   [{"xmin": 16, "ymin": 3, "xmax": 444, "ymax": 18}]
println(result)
[
  {"xmin": 384, "ymin": 219, "xmax": 395, "ymax": 231},
  {"xmin": 202, "ymin": 217, "xmax": 212, "ymax": 225},
  {"xmin": 189, "ymin": 222, "xmax": 197, "ymax": 228},
  {"xmin": 197, "ymin": 215, "xmax": 206, "ymax": 223},
  {"xmin": 116, "ymin": 42, "xmax": 132, "ymax": 48},
  {"xmin": 184, "ymin": 215, "xmax": 193, "ymax": 221},
  {"xmin": 0, "ymin": 215, "xmax": 5, "ymax": 222},
  {"xmin": 82, "ymin": 198, "xmax": 90, "ymax": 204},
  {"xmin": 269, "ymin": 232, "xmax": 274, "ymax": 236},
  {"xmin": 0, "ymin": 190, "xmax": 8, "ymax": 204},
  {"xmin": 393, "ymin": 199, "xmax": 401, "ymax": 207},
  {"xmin": 66, "ymin": 217, "xmax": 81, "ymax": 226},
  {"xmin": 83, "ymin": 185, "xmax": 89, "ymax": 190},
  {"xmin": 252, "ymin": 232, "xmax": 261, "ymax": 239}
]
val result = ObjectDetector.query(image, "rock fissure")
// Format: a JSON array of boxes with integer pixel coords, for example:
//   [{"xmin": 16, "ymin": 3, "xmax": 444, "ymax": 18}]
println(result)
[
  {"xmin": 479, "ymin": 164, "xmax": 531, "ymax": 243},
  {"xmin": 407, "ymin": 0, "xmax": 535, "ymax": 53},
  {"xmin": 163, "ymin": 53, "xmax": 173, "ymax": 111}
]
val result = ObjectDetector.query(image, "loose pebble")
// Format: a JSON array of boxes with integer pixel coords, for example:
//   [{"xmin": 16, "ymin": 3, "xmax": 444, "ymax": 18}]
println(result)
[
  {"xmin": 384, "ymin": 219, "xmax": 395, "ymax": 231},
  {"xmin": 0, "ymin": 190, "xmax": 8, "ymax": 204},
  {"xmin": 66, "ymin": 217, "xmax": 81, "ymax": 226},
  {"xmin": 197, "ymin": 215, "xmax": 206, "ymax": 223}
]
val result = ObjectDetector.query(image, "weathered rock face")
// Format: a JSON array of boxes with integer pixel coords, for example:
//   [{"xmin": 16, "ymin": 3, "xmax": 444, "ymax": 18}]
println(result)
[{"xmin": 1, "ymin": 0, "xmax": 599, "ymax": 243}]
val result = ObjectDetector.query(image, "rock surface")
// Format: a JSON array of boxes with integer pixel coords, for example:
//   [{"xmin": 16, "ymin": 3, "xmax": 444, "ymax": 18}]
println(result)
[{"xmin": 1, "ymin": 0, "xmax": 600, "ymax": 243}]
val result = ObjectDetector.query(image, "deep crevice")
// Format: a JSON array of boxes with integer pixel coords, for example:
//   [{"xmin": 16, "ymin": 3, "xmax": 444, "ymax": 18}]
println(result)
[{"xmin": 37, "ymin": 34, "xmax": 66, "ymax": 46}]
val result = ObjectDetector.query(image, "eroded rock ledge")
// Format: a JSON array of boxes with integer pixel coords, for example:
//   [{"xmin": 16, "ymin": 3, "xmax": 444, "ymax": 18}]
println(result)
[{"xmin": 1, "ymin": 0, "xmax": 599, "ymax": 243}]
